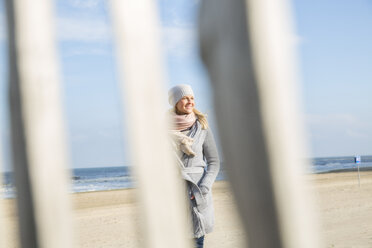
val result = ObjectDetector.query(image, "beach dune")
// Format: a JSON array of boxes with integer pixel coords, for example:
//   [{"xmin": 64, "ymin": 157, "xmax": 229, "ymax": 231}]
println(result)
[{"xmin": 2, "ymin": 171, "xmax": 372, "ymax": 247}]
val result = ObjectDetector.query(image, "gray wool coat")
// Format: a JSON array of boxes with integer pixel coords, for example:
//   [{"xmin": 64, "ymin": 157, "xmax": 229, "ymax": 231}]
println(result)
[{"xmin": 177, "ymin": 120, "xmax": 220, "ymax": 238}]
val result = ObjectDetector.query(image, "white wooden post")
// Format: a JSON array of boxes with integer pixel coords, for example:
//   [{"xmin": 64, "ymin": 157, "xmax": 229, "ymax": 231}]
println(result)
[
  {"xmin": 245, "ymin": 0, "xmax": 321, "ymax": 247},
  {"xmin": 0, "ymin": 145, "xmax": 7, "ymax": 248},
  {"xmin": 199, "ymin": 0, "xmax": 321, "ymax": 247},
  {"xmin": 5, "ymin": 0, "xmax": 74, "ymax": 247},
  {"xmin": 110, "ymin": 1, "xmax": 192, "ymax": 248}
]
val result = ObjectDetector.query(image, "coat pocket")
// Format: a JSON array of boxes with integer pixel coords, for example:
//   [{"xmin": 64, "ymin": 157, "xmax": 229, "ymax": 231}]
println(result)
[
  {"xmin": 195, "ymin": 193, "xmax": 208, "ymax": 211},
  {"xmin": 192, "ymin": 206, "xmax": 206, "ymax": 237}
]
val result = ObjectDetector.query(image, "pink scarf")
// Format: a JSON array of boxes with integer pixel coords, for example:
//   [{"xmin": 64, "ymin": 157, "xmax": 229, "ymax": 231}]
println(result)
[{"xmin": 170, "ymin": 111, "xmax": 196, "ymax": 131}]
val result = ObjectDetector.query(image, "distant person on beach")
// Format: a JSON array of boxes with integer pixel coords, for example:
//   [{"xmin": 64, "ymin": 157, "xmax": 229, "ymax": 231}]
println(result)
[{"xmin": 168, "ymin": 84, "xmax": 220, "ymax": 248}]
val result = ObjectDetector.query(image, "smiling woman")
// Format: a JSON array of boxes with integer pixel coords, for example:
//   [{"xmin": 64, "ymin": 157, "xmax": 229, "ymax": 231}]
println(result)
[
  {"xmin": 176, "ymin": 95, "xmax": 195, "ymax": 115},
  {"xmin": 167, "ymin": 84, "xmax": 220, "ymax": 247}
]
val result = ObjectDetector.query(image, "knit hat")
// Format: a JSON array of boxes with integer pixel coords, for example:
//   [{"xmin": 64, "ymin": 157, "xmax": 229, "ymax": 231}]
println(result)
[{"xmin": 168, "ymin": 84, "xmax": 194, "ymax": 106}]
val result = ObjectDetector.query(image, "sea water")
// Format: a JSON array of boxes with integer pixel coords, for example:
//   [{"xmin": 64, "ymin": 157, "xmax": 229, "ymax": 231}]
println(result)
[
  {"xmin": 0, "ymin": 166, "xmax": 133, "ymax": 199},
  {"xmin": 1, "ymin": 155, "xmax": 372, "ymax": 198},
  {"xmin": 310, "ymin": 155, "xmax": 372, "ymax": 173}
]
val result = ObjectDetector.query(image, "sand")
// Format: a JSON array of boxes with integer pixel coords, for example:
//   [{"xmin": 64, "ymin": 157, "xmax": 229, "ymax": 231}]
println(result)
[
  {"xmin": 2, "ymin": 171, "xmax": 372, "ymax": 248},
  {"xmin": 309, "ymin": 171, "xmax": 372, "ymax": 248}
]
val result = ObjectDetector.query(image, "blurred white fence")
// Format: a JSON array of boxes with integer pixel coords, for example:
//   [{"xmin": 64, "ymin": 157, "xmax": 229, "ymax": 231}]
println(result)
[
  {"xmin": 1, "ymin": 0, "xmax": 320, "ymax": 247},
  {"xmin": 4, "ymin": 0, "xmax": 74, "ymax": 247},
  {"xmin": 109, "ymin": 1, "xmax": 192, "ymax": 248},
  {"xmin": 199, "ymin": 0, "xmax": 320, "ymax": 247}
]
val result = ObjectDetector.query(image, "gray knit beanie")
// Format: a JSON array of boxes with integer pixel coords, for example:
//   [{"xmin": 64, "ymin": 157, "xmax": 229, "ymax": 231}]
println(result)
[{"xmin": 168, "ymin": 84, "xmax": 194, "ymax": 106}]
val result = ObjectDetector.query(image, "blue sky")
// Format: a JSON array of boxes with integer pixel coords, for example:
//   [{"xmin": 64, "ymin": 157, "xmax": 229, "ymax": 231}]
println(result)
[
  {"xmin": 0, "ymin": 0, "xmax": 371, "ymax": 170},
  {"xmin": 294, "ymin": 0, "xmax": 372, "ymax": 157}
]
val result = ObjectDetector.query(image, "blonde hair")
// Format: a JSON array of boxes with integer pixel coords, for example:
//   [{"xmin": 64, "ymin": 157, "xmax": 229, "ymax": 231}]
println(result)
[
  {"xmin": 193, "ymin": 108, "xmax": 208, "ymax": 130},
  {"xmin": 173, "ymin": 107, "xmax": 208, "ymax": 130}
]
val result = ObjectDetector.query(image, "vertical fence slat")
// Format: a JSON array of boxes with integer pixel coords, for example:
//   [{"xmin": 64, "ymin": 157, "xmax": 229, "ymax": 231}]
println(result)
[
  {"xmin": 199, "ymin": 1, "xmax": 283, "ymax": 247},
  {"xmin": 5, "ymin": 0, "xmax": 39, "ymax": 246},
  {"xmin": 244, "ymin": 0, "xmax": 320, "ymax": 247},
  {"xmin": 0, "ymin": 145, "xmax": 8, "ymax": 248},
  {"xmin": 110, "ymin": 1, "xmax": 192, "ymax": 248},
  {"xmin": 199, "ymin": 0, "xmax": 320, "ymax": 247},
  {"xmin": 5, "ymin": 0, "xmax": 74, "ymax": 247}
]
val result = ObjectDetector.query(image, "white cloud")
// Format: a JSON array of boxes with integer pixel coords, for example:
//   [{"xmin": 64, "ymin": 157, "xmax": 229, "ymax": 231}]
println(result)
[
  {"xmin": 291, "ymin": 34, "xmax": 304, "ymax": 46},
  {"xmin": 161, "ymin": 26, "xmax": 197, "ymax": 58},
  {"xmin": 61, "ymin": 46, "xmax": 110, "ymax": 57},
  {"xmin": 307, "ymin": 114, "xmax": 364, "ymax": 127},
  {"xmin": 55, "ymin": 13, "xmax": 198, "ymax": 58},
  {"xmin": 68, "ymin": 0, "xmax": 102, "ymax": 9},
  {"xmin": 345, "ymin": 129, "xmax": 366, "ymax": 139},
  {"xmin": 167, "ymin": 10, "xmax": 194, "ymax": 28},
  {"xmin": 306, "ymin": 113, "xmax": 371, "ymax": 139},
  {"xmin": 305, "ymin": 113, "xmax": 372, "ymax": 157},
  {"xmin": 56, "ymin": 16, "xmax": 111, "ymax": 43}
]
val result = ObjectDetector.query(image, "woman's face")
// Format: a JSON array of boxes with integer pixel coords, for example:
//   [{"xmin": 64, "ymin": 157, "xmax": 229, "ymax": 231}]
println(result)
[{"xmin": 176, "ymin": 95, "xmax": 195, "ymax": 114}]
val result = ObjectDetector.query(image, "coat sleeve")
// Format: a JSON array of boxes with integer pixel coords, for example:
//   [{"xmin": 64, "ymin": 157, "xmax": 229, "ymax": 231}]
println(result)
[{"xmin": 199, "ymin": 128, "xmax": 220, "ymax": 194}]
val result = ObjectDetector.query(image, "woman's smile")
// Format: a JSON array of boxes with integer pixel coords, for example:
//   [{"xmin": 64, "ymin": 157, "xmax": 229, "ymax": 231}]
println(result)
[{"xmin": 176, "ymin": 95, "xmax": 195, "ymax": 114}]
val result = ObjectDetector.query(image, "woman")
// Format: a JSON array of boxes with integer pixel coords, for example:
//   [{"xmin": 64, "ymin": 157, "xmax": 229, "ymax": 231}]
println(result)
[{"xmin": 168, "ymin": 84, "xmax": 220, "ymax": 248}]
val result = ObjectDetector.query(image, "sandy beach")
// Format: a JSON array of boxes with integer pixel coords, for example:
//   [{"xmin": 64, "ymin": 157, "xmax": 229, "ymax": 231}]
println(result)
[
  {"xmin": 309, "ymin": 170, "xmax": 372, "ymax": 248},
  {"xmin": 2, "ymin": 171, "xmax": 372, "ymax": 247}
]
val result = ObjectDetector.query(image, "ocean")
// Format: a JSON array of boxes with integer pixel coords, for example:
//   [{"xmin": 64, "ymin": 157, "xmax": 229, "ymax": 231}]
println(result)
[
  {"xmin": 310, "ymin": 155, "xmax": 372, "ymax": 173},
  {"xmin": 1, "ymin": 155, "xmax": 372, "ymax": 198}
]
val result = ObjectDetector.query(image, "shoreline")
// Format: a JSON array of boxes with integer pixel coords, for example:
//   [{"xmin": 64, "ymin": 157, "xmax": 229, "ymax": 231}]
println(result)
[
  {"xmin": 3, "ymin": 166, "xmax": 372, "ymax": 199},
  {"xmin": 314, "ymin": 166, "xmax": 372, "ymax": 174},
  {"xmin": 2, "ymin": 167, "xmax": 372, "ymax": 199}
]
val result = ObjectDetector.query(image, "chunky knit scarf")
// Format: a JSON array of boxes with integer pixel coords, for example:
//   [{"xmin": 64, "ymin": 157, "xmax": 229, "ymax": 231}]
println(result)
[{"xmin": 170, "ymin": 111, "xmax": 196, "ymax": 131}]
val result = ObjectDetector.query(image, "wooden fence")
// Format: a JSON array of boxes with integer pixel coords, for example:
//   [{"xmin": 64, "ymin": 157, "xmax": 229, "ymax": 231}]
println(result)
[{"xmin": 1, "ymin": 0, "xmax": 320, "ymax": 247}]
